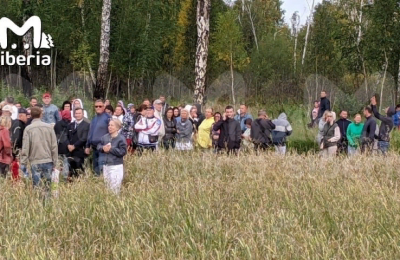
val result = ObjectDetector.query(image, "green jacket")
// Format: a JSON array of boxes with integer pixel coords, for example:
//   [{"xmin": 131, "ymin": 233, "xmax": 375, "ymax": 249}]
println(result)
[{"xmin": 346, "ymin": 122, "xmax": 364, "ymax": 147}]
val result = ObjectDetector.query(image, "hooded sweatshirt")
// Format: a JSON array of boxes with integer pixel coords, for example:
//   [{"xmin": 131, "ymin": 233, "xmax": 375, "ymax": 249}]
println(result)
[
  {"xmin": 346, "ymin": 122, "xmax": 364, "ymax": 147},
  {"xmin": 272, "ymin": 113, "xmax": 293, "ymax": 145},
  {"xmin": 71, "ymin": 99, "xmax": 88, "ymax": 122},
  {"xmin": 371, "ymin": 105, "xmax": 395, "ymax": 142}
]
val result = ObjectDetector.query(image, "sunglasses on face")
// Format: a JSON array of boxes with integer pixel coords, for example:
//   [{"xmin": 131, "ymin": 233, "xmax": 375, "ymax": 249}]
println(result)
[{"xmin": 95, "ymin": 105, "xmax": 103, "ymax": 108}]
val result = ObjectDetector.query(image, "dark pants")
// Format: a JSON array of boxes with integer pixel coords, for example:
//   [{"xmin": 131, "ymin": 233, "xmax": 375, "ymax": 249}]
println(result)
[
  {"xmin": 337, "ymin": 139, "xmax": 348, "ymax": 154},
  {"xmin": 68, "ymin": 156, "xmax": 85, "ymax": 178},
  {"xmin": 136, "ymin": 145, "xmax": 156, "ymax": 156},
  {"xmin": 162, "ymin": 139, "xmax": 176, "ymax": 150},
  {"xmin": 92, "ymin": 148, "xmax": 104, "ymax": 176},
  {"xmin": 361, "ymin": 140, "xmax": 374, "ymax": 155},
  {"xmin": 0, "ymin": 162, "xmax": 9, "ymax": 178},
  {"xmin": 254, "ymin": 143, "xmax": 271, "ymax": 152}
]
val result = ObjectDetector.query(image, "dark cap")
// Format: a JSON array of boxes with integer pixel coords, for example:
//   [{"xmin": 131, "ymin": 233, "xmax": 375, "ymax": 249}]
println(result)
[{"xmin": 18, "ymin": 108, "xmax": 29, "ymax": 115}]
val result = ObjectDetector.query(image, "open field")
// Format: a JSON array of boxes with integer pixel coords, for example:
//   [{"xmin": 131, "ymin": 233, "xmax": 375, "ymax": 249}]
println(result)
[{"xmin": 1, "ymin": 151, "xmax": 400, "ymax": 259}]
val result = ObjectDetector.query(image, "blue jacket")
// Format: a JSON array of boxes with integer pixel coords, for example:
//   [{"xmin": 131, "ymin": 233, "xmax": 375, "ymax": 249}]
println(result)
[
  {"xmin": 42, "ymin": 104, "xmax": 61, "ymax": 124},
  {"xmin": 234, "ymin": 113, "xmax": 253, "ymax": 132},
  {"xmin": 393, "ymin": 111, "xmax": 400, "ymax": 127},
  {"xmin": 86, "ymin": 112, "xmax": 111, "ymax": 148}
]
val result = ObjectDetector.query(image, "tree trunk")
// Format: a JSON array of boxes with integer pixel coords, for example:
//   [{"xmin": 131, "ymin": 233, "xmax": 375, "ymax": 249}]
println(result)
[
  {"xmin": 21, "ymin": 0, "xmax": 33, "ymax": 97},
  {"xmin": 95, "ymin": 0, "xmax": 112, "ymax": 99},
  {"xmin": 302, "ymin": 0, "xmax": 315, "ymax": 66},
  {"xmin": 230, "ymin": 52, "xmax": 236, "ymax": 107},
  {"xmin": 193, "ymin": 0, "xmax": 211, "ymax": 105},
  {"xmin": 380, "ymin": 51, "xmax": 388, "ymax": 111}
]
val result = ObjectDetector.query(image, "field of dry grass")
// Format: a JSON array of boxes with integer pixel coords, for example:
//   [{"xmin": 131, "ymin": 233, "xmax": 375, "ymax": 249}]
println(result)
[{"xmin": 1, "ymin": 151, "xmax": 400, "ymax": 259}]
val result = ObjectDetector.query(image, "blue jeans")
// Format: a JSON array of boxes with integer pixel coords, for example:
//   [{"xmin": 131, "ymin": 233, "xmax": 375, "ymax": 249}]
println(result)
[
  {"xmin": 378, "ymin": 141, "xmax": 389, "ymax": 155},
  {"xmin": 348, "ymin": 146, "xmax": 358, "ymax": 156},
  {"xmin": 31, "ymin": 162, "xmax": 53, "ymax": 192},
  {"xmin": 20, "ymin": 164, "xmax": 29, "ymax": 178},
  {"xmin": 93, "ymin": 149, "xmax": 104, "ymax": 176}
]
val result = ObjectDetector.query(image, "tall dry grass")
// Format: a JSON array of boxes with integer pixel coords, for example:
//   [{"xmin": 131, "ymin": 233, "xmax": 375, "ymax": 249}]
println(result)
[{"xmin": 1, "ymin": 151, "xmax": 400, "ymax": 259}]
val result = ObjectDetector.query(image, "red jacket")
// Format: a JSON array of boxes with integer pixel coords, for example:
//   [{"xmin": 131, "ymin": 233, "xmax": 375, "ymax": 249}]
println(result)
[{"xmin": 0, "ymin": 126, "xmax": 12, "ymax": 164}]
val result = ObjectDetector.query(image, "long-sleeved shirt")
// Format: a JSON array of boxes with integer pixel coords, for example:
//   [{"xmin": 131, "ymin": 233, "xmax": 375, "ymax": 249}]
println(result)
[
  {"xmin": 361, "ymin": 116, "xmax": 377, "ymax": 143},
  {"xmin": 371, "ymin": 105, "xmax": 395, "ymax": 142},
  {"xmin": 393, "ymin": 111, "xmax": 400, "ymax": 127},
  {"xmin": 42, "ymin": 104, "xmax": 61, "ymax": 124},
  {"xmin": 135, "ymin": 116, "xmax": 162, "ymax": 146},
  {"xmin": 86, "ymin": 112, "xmax": 111, "ymax": 148},
  {"xmin": 346, "ymin": 122, "xmax": 364, "ymax": 147},
  {"xmin": 318, "ymin": 97, "xmax": 330, "ymax": 118}
]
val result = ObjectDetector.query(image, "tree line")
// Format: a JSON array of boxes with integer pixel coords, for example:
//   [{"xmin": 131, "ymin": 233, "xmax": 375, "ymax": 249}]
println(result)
[{"xmin": 0, "ymin": 0, "xmax": 399, "ymax": 106}]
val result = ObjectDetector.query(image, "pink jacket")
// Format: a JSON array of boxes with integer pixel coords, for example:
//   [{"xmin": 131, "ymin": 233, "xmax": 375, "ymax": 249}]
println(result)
[{"xmin": 0, "ymin": 126, "xmax": 12, "ymax": 164}]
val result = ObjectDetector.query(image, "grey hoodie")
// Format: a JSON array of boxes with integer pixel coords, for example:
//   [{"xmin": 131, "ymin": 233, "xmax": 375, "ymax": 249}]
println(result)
[
  {"xmin": 371, "ymin": 105, "xmax": 395, "ymax": 142},
  {"xmin": 272, "ymin": 113, "xmax": 293, "ymax": 145}
]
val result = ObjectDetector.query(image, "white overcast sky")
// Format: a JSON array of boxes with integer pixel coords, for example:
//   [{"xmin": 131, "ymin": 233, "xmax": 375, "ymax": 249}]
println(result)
[{"xmin": 281, "ymin": 0, "xmax": 322, "ymax": 26}]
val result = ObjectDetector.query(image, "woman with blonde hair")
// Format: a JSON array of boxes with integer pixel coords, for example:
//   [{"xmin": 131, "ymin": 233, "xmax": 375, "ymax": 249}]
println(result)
[
  {"xmin": 197, "ymin": 108, "xmax": 215, "ymax": 150},
  {"xmin": 97, "ymin": 118, "xmax": 127, "ymax": 194},
  {"xmin": 320, "ymin": 111, "xmax": 341, "ymax": 157},
  {"xmin": 0, "ymin": 116, "xmax": 12, "ymax": 177},
  {"xmin": 316, "ymin": 110, "xmax": 330, "ymax": 146}
]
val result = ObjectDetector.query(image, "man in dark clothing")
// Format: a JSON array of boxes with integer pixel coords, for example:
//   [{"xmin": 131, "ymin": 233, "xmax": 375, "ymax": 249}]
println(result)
[
  {"xmin": 67, "ymin": 108, "xmax": 90, "ymax": 178},
  {"xmin": 54, "ymin": 110, "xmax": 72, "ymax": 179},
  {"xmin": 17, "ymin": 108, "xmax": 29, "ymax": 178},
  {"xmin": 250, "ymin": 110, "xmax": 276, "ymax": 152},
  {"xmin": 361, "ymin": 106, "xmax": 377, "ymax": 155},
  {"xmin": 85, "ymin": 100, "xmax": 111, "ymax": 176},
  {"xmin": 370, "ymin": 96, "xmax": 395, "ymax": 155},
  {"xmin": 194, "ymin": 103, "xmax": 205, "ymax": 127},
  {"xmin": 336, "ymin": 110, "xmax": 351, "ymax": 154},
  {"xmin": 318, "ymin": 91, "xmax": 331, "ymax": 119},
  {"xmin": 213, "ymin": 105, "xmax": 241, "ymax": 154}
]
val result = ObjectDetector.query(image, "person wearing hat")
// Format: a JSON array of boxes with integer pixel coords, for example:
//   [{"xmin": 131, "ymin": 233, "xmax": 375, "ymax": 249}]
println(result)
[
  {"xmin": 153, "ymin": 99, "xmax": 165, "ymax": 141},
  {"xmin": 42, "ymin": 92, "xmax": 61, "ymax": 125},
  {"xmin": 134, "ymin": 106, "xmax": 162, "ymax": 155}
]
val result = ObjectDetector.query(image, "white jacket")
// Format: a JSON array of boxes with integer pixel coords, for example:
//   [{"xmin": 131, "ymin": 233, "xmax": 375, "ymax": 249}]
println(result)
[{"xmin": 135, "ymin": 117, "xmax": 162, "ymax": 145}]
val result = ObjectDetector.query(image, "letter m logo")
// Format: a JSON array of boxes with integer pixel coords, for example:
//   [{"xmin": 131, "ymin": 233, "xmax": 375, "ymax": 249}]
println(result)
[{"xmin": 0, "ymin": 16, "xmax": 53, "ymax": 49}]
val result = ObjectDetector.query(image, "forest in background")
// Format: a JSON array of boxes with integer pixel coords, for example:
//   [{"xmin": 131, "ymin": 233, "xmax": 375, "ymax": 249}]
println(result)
[{"xmin": 0, "ymin": 0, "xmax": 399, "ymax": 109}]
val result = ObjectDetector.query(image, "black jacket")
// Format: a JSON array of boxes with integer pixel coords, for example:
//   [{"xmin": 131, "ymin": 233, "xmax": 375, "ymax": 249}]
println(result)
[
  {"xmin": 67, "ymin": 120, "xmax": 90, "ymax": 160},
  {"xmin": 250, "ymin": 118, "xmax": 276, "ymax": 145},
  {"xmin": 318, "ymin": 97, "xmax": 331, "ymax": 118},
  {"xmin": 372, "ymin": 105, "xmax": 395, "ymax": 142},
  {"xmin": 10, "ymin": 119, "xmax": 25, "ymax": 151},
  {"xmin": 213, "ymin": 118, "xmax": 241, "ymax": 150},
  {"xmin": 361, "ymin": 115, "xmax": 377, "ymax": 143},
  {"xmin": 163, "ymin": 117, "xmax": 177, "ymax": 140},
  {"xmin": 336, "ymin": 118, "xmax": 351, "ymax": 142},
  {"xmin": 54, "ymin": 119, "xmax": 71, "ymax": 155}
]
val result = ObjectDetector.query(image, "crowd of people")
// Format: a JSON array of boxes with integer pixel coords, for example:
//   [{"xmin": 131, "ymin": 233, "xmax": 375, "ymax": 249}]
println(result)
[
  {"xmin": 311, "ymin": 91, "xmax": 400, "ymax": 157},
  {"xmin": 0, "ymin": 90, "xmax": 398, "ymax": 195},
  {"xmin": 0, "ymin": 94, "xmax": 293, "ymax": 194}
]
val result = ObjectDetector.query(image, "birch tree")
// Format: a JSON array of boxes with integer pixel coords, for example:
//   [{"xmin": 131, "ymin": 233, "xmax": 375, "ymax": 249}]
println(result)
[
  {"xmin": 193, "ymin": 0, "xmax": 211, "ymax": 104},
  {"xmin": 95, "ymin": 0, "xmax": 111, "ymax": 99}
]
